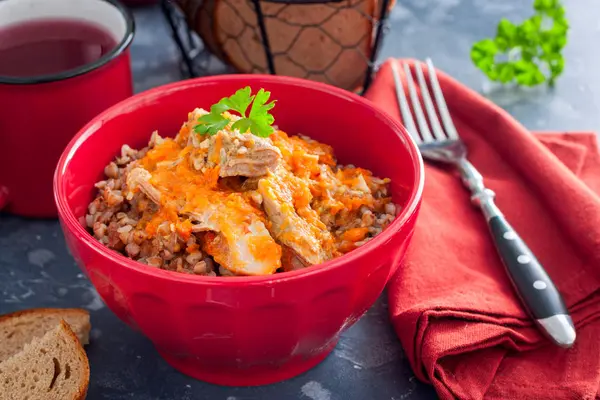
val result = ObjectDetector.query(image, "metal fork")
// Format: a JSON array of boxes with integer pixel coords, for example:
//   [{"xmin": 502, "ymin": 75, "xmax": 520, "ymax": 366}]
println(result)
[{"xmin": 391, "ymin": 59, "xmax": 576, "ymax": 348}]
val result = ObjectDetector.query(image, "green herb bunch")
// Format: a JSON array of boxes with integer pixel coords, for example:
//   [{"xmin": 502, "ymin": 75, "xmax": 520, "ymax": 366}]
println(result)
[
  {"xmin": 470, "ymin": 0, "xmax": 569, "ymax": 87},
  {"xmin": 195, "ymin": 86, "xmax": 276, "ymax": 138}
]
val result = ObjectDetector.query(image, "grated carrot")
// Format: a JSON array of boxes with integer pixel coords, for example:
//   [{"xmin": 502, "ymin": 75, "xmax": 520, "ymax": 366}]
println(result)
[{"xmin": 341, "ymin": 227, "xmax": 369, "ymax": 242}]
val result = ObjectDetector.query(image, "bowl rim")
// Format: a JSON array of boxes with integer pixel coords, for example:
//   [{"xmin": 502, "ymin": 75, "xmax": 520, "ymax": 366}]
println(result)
[{"xmin": 54, "ymin": 74, "xmax": 424, "ymax": 285}]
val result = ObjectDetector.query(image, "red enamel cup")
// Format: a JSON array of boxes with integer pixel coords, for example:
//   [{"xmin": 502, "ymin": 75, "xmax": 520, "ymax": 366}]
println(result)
[
  {"xmin": 54, "ymin": 75, "xmax": 424, "ymax": 386},
  {"xmin": 0, "ymin": 0, "xmax": 134, "ymax": 217}
]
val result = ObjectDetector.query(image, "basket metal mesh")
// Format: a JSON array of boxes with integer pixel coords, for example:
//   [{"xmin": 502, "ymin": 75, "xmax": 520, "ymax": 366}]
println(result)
[{"xmin": 163, "ymin": 0, "xmax": 391, "ymax": 92}]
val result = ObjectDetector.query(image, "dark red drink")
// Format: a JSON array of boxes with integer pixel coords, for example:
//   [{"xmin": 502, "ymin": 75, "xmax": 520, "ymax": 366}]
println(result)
[{"xmin": 0, "ymin": 19, "xmax": 117, "ymax": 78}]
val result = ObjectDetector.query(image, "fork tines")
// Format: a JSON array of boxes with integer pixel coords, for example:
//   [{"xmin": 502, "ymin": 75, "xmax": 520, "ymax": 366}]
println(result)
[{"xmin": 391, "ymin": 59, "xmax": 459, "ymax": 144}]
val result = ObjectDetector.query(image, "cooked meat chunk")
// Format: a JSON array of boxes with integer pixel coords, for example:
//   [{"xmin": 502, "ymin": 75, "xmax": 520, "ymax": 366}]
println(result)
[
  {"xmin": 183, "ymin": 202, "xmax": 282, "ymax": 275},
  {"xmin": 258, "ymin": 168, "xmax": 333, "ymax": 266},
  {"xmin": 126, "ymin": 167, "xmax": 161, "ymax": 205},
  {"xmin": 184, "ymin": 210, "xmax": 213, "ymax": 233},
  {"xmin": 208, "ymin": 130, "xmax": 281, "ymax": 178},
  {"xmin": 280, "ymin": 245, "xmax": 307, "ymax": 272},
  {"xmin": 201, "ymin": 214, "xmax": 282, "ymax": 276}
]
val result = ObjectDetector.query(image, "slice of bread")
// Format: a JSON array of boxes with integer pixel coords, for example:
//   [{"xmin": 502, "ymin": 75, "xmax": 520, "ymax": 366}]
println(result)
[
  {"xmin": 0, "ymin": 320, "xmax": 90, "ymax": 400},
  {"xmin": 0, "ymin": 308, "xmax": 90, "ymax": 363}
]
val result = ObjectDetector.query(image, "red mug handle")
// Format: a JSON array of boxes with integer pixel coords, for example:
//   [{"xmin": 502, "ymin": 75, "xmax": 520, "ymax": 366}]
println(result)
[{"xmin": 0, "ymin": 186, "xmax": 8, "ymax": 210}]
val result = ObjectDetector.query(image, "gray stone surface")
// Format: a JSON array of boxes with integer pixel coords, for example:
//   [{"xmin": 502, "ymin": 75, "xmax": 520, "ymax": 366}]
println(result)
[
  {"xmin": 381, "ymin": 0, "xmax": 600, "ymax": 133},
  {"xmin": 1, "ymin": 0, "xmax": 596, "ymax": 399}
]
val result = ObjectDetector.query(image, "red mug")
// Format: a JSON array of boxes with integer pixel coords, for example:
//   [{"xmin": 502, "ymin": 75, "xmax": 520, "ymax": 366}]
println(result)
[{"xmin": 0, "ymin": 0, "xmax": 135, "ymax": 217}]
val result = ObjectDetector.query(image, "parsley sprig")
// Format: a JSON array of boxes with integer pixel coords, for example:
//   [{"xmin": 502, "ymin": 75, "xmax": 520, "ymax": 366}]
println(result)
[
  {"xmin": 194, "ymin": 86, "xmax": 276, "ymax": 137},
  {"xmin": 470, "ymin": 0, "xmax": 569, "ymax": 87}
]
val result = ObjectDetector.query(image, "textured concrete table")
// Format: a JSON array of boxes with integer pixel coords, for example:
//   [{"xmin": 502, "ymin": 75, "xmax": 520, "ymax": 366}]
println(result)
[{"xmin": 1, "ymin": 1, "xmax": 596, "ymax": 399}]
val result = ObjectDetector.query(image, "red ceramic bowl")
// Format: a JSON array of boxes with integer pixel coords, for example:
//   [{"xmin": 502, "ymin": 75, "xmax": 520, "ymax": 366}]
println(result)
[{"xmin": 54, "ymin": 75, "xmax": 424, "ymax": 386}]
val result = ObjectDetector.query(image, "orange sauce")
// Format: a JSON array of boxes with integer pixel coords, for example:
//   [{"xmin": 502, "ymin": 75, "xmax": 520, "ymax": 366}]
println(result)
[{"xmin": 129, "ymin": 116, "xmax": 390, "ymax": 273}]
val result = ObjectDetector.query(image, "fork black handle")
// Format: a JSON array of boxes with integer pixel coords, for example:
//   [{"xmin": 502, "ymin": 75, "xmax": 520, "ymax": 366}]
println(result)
[
  {"xmin": 461, "ymin": 160, "xmax": 576, "ymax": 348},
  {"xmin": 486, "ymin": 213, "xmax": 575, "ymax": 347}
]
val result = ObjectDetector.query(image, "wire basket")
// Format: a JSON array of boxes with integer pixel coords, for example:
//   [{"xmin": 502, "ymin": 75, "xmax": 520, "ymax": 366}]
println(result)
[{"xmin": 161, "ymin": 0, "xmax": 393, "ymax": 93}]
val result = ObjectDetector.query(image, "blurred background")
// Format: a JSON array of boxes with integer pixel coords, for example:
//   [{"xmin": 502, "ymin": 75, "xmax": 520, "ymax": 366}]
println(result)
[{"xmin": 127, "ymin": 0, "xmax": 600, "ymax": 133}]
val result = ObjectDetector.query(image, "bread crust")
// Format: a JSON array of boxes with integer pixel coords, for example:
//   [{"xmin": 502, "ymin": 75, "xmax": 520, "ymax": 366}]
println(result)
[
  {"xmin": 0, "ymin": 308, "xmax": 91, "ymax": 345},
  {"xmin": 57, "ymin": 320, "xmax": 90, "ymax": 400},
  {"xmin": 0, "ymin": 308, "xmax": 89, "ymax": 325}
]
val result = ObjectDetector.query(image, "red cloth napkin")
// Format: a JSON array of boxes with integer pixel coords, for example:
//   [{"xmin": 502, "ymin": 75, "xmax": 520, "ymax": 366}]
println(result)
[{"xmin": 364, "ymin": 59, "xmax": 600, "ymax": 400}]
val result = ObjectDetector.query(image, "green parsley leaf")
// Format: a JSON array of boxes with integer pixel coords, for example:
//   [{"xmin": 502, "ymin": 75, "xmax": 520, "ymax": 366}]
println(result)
[
  {"xmin": 248, "ymin": 89, "xmax": 276, "ymax": 138},
  {"xmin": 230, "ymin": 118, "xmax": 252, "ymax": 135},
  {"xmin": 514, "ymin": 60, "xmax": 546, "ymax": 86},
  {"xmin": 209, "ymin": 102, "xmax": 230, "ymax": 116},
  {"xmin": 534, "ymin": 0, "xmax": 557, "ymax": 12},
  {"xmin": 470, "ymin": 39, "xmax": 498, "ymax": 76},
  {"xmin": 495, "ymin": 19, "xmax": 518, "ymax": 51},
  {"xmin": 470, "ymin": 0, "xmax": 569, "ymax": 87},
  {"xmin": 496, "ymin": 62, "xmax": 515, "ymax": 83},
  {"xmin": 194, "ymin": 86, "xmax": 277, "ymax": 137},
  {"xmin": 221, "ymin": 86, "xmax": 254, "ymax": 116}
]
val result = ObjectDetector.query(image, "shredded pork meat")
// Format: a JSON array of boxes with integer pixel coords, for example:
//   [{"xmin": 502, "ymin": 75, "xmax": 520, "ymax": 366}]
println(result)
[{"xmin": 208, "ymin": 130, "xmax": 282, "ymax": 178}]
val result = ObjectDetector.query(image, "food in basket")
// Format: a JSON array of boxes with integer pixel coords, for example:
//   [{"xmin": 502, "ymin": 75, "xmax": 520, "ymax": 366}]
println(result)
[
  {"xmin": 86, "ymin": 87, "xmax": 398, "ymax": 276},
  {"xmin": 177, "ymin": 0, "xmax": 396, "ymax": 91}
]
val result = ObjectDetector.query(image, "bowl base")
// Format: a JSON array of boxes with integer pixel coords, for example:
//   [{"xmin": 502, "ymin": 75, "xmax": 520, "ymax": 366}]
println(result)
[{"xmin": 158, "ymin": 340, "xmax": 337, "ymax": 386}]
